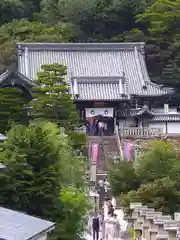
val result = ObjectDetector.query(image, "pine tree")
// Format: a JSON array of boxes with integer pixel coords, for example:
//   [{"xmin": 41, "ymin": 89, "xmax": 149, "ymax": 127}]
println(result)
[
  {"xmin": 0, "ymin": 87, "xmax": 29, "ymax": 133},
  {"xmin": 29, "ymin": 63, "xmax": 79, "ymax": 130},
  {"xmin": 0, "ymin": 121, "xmax": 87, "ymax": 238}
]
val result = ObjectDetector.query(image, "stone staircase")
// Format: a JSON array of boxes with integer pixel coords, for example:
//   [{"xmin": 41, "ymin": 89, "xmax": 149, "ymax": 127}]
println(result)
[{"xmin": 88, "ymin": 136, "xmax": 120, "ymax": 174}]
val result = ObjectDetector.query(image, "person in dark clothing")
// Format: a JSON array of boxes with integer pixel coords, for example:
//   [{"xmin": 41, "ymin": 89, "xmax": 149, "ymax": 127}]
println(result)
[
  {"xmin": 108, "ymin": 201, "xmax": 114, "ymax": 216},
  {"xmin": 92, "ymin": 212, "xmax": 100, "ymax": 240}
]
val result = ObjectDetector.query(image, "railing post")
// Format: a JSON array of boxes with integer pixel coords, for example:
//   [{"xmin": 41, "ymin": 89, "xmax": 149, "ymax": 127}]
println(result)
[{"xmin": 120, "ymin": 127, "xmax": 163, "ymax": 138}]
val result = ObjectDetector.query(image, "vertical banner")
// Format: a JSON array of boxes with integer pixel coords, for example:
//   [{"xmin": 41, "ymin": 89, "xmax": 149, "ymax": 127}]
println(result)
[
  {"xmin": 91, "ymin": 143, "xmax": 100, "ymax": 164},
  {"xmin": 123, "ymin": 141, "xmax": 134, "ymax": 161},
  {"xmin": 164, "ymin": 104, "xmax": 169, "ymax": 114}
]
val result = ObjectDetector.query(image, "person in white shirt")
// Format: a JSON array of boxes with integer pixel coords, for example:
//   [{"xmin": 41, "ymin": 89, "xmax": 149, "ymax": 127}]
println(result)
[
  {"xmin": 98, "ymin": 121, "xmax": 104, "ymax": 136},
  {"xmin": 112, "ymin": 214, "xmax": 121, "ymax": 240},
  {"xmin": 111, "ymin": 197, "xmax": 116, "ymax": 210}
]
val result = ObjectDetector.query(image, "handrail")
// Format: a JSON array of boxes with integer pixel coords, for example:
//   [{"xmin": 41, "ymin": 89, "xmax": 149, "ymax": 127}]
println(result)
[{"xmin": 115, "ymin": 125, "xmax": 124, "ymax": 160}]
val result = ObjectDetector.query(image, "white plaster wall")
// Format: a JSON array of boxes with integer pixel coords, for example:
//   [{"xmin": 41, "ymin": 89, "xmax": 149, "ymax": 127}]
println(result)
[
  {"xmin": 153, "ymin": 108, "xmax": 176, "ymax": 114},
  {"xmin": 149, "ymin": 122, "xmax": 166, "ymax": 134},
  {"xmin": 37, "ymin": 234, "xmax": 47, "ymax": 240},
  {"xmin": 167, "ymin": 122, "xmax": 180, "ymax": 134}
]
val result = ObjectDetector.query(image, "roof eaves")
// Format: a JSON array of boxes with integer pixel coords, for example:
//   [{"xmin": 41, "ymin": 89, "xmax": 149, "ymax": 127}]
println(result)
[
  {"xmin": 151, "ymin": 113, "xmax": 180, "ymax": 122},
  {"xmin": 74, "ymin": 76, "xmax": 122, "ymax": 83},
  {"xmin": 17, "ymin": 42, "xmax": 145, "ymax": 51},
  {"xmin": 0, "ymin": 70, "xmax": 37, "ymax": 87},
  {"xmin": 28, "ymin": 224, "xmax": 56, "ymax": 240},
  {"xmin": 16, "ymin": 71, "xmax": 37, "ymax": 86},
  {"xmin": 0, "ymin": 70, "xmax": 12, "ymax": 82},
  {"xmin": 74, "ymin": 97, "xmax": 129, "ymax": 102},
  {"xmin": 131, "ymin": 92, "xmax": 174, "ymax": 97},
  {"xmin": 146, "ymin": 82, "xmax": 175, "ymax": 93}
]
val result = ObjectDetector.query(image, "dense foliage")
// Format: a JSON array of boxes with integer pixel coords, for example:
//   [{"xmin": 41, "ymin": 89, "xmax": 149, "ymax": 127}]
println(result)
[
  {"xmin": 110, "ymin": 140, "xmax": 180, "ymax": 214},
  {"xmin": 0, "ymin": 87, "xmax": 29, "ymax": 132},
  {"xmin": 29, "ymin": 63, "xmax": 79, "ymax": 130},
  {"xmin": 0, "ymin": 0, "xmax": 179, "ymax": 94},
  {"xmin": 0, "ymin": 121, "xmax": 89, "ymax": 239}
]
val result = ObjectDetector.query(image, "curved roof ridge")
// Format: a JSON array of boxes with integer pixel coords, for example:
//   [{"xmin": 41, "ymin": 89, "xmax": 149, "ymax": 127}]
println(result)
[{"xmin": 137, "ymin": 48, "xmax": 174, "ymax": 94}]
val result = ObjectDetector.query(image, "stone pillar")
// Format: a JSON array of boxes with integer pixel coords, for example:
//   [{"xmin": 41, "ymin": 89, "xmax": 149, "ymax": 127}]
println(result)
[
  {"xmin": 130, "ymin": 203, "xmax": 147, "ymax": 229},
  {"xmin": 145, "ymin": 212, "xmax": 162, "ymax": 240},
  {"xmin": 156, "ymin": 233, "xmax": 168, "ymax": 240},
  {"xmin": 153, "ymin": 216, "xmax": 171, "ymax": 235},
  {"xmin": 149, "ymin": 228, "xmax": 158, "ymax": 240},
  {"xmin": 163, "ymin": 220, "xmax": 178, "ymax": 240},
  {"xmin": 139, "ymin": 208, "xmax": 154, "ymax": 239}
]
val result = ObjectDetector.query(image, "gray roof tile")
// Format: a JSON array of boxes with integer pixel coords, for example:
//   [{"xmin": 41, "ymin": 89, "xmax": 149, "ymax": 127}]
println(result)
[
  {"xmin": 73, "ymin": 76, "xmax": 126, "ymax": 100},
  {"xmin": 119, "ymin": 107, "xmax": 180, "ymax": 122},
  {"xmin": 0, "ymin": 70, "xmax": 36, "ymax": 87},
  {"xmin": 118, "ymin": 105, "xmax": 153, "ymax": 117},
  {"xmin": 0, "ymin": 207, "xmax": 55, "ymax": 240},
  {"xmin": 16, "ymin": 43, "xmax": 174, "ymax": 100},
  {"xmin": 152, "ymin": 114, "xmax": 180, "ymax": 122}
]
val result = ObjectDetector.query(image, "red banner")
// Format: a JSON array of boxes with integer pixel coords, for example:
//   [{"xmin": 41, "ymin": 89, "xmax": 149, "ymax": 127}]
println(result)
[{"xmin": 91, "ymin": 143, "xmax": 100, "ymax": 164}]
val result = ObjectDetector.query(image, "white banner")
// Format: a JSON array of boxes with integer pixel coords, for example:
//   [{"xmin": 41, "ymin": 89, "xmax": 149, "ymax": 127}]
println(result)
[{"xmin": 85, "ymin": 108, "xmax": 114, "ymax": 118}]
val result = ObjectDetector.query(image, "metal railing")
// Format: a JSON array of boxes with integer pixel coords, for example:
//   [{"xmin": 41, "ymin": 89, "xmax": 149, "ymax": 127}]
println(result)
[{"xmin": 119, "ymin": 127, "xmax": 163, "ymax": 138}]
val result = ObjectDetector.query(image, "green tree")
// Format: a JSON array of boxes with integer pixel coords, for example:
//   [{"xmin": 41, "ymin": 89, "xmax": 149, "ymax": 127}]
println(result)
[
  {"xmin": 53, "ymin": 186, "xmax": 90, "ymax": 240},
  {"xmin": 68, "ymin": 132, "xmax": 87, "ymax": 152},
  {"xmin": 0, "ymin": 19, "xmax": 77, "ymax": 73},
  {"xmin": 136, "ymin": 0, "xmax": 180, "ymax": 38},
  {"xmin": 109, "ymin": 161, "xmax": 140, "ymax": 197},
  {"xmin": 39, "ymin": 0, "xmax": 152, "ymax": 41},
  {"xmin": 0, "ymin": 0, "xmax": 36, "ymax": 24},
  {"xmin": 0, "ymin": 87, "xmax": 29, "ymax": 133},
  {"xmin": 120, "ymin": 177, "xmax": 180, "ymax": 215},
  {"xmin": 135, "ymin": 140, "xmax": 178, "ymax": 184},
  {"xmin": 0, "ymin": 121, "xmax": 87, "ymax": 238},
  {"xmin": 29, "ymin": 63, "xmax": 79, "ymax": 130}
]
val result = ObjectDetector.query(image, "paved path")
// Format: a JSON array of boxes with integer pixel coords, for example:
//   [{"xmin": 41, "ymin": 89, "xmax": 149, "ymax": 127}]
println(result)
[
  {"xmin": 84, "ymin": 232, "xmax": 102, "ymax": 240},
  {"xmin": 84, "ymin": 208, "xmax": 128, "ymax": 239}
]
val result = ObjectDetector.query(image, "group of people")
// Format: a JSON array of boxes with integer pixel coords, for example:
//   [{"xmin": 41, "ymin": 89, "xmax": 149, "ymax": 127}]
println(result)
[
  {"xmin": 87, "ymin": 120, "xmax": 108, "ymax": 136},
  {"xmin": 89, "ymin": 197, "xmax": 122, "ymax": 240}
]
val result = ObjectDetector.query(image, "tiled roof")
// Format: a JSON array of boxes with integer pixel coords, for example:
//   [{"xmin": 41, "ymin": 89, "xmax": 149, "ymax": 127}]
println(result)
[
  {"xmin": 0, "ymin": 70, "xmax": 36, "ymax": 87},
  {"xmin": 17, "ymin": 42, "xmax": 174, "ymax": 100},
  {"xmin": 118, "ymin": 105, "xmax": 153, "ymax": 117},
  {"xmin": 0, "ymin": 207, "xmax": 55, "ymax": 240},
  {"xmin": 151, "ymin": 114, "xmax": 180, "ymax": 122},
  {"xmin": 73, "ymin": 76, "xmax": 127, "ymax": 101},
  {"xmin": 119, "ymin": 107, "xmax": 180, "ymax": 122}
]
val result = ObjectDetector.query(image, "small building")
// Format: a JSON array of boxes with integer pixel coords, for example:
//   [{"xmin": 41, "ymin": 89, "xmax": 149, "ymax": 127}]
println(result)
[
  {"xmin": 0, "ymin": 42, "xmax": 179, "ymax": 136},
  {"xmin": 0, "ymin": 206, "xmax": 55, "ymax": 240}
]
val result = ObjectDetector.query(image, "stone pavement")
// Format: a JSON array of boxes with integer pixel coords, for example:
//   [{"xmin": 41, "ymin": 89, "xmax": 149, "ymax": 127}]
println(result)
[
  {"xmin": 84, "ymin": 232, "xmax": 102, "ymax": 240},
  {"xmin": 84, "ymin": 205, "xmax": 128, "ymax": 239}
]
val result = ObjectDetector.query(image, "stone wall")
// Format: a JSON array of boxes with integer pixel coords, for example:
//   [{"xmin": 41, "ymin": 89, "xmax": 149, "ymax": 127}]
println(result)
[
  {"xmin": 127, "ymin": 202, "xmax": 180, "ymax": 240},
  {"xmin": 133, "ymin": 136, "xmax": 180, "ymax": 159}
]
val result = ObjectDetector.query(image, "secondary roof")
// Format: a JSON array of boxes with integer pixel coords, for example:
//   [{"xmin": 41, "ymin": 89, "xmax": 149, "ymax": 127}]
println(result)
[{"xmin": 0, "ymin": 206, "xmax": 55, "ymax": 240}]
